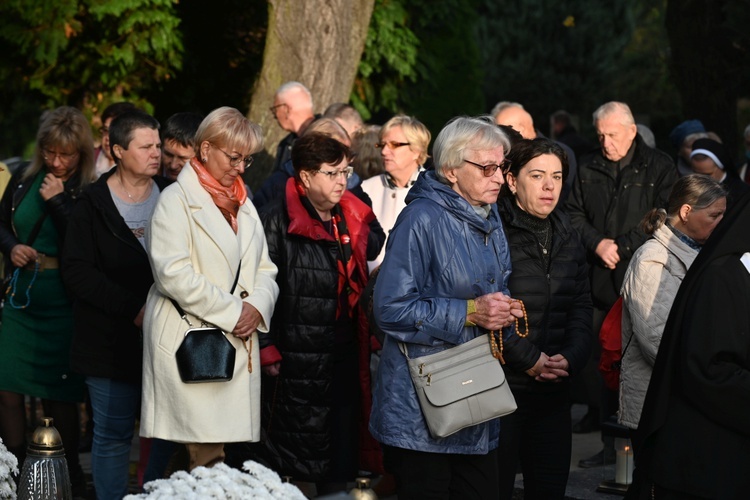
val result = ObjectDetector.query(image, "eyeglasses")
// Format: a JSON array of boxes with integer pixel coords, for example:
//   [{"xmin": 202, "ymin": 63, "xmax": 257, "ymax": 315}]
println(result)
[
  {"xmin": 375, "ymin": 141, "xmax": 411, "ymax": 150},
  {"xmin": 313, "ymin": 166, "xmax": 354, "ymax": 180},
  {"xmin": 99, "ymin": 126, "xmax": 109, "ymax": 135},
  {"xmin": 42, "ymin": 149, "xmax": 79, "ymax": 163},
  {"xmin": 213, "ymin": 145, "xmax": 254, "ymax": 168},
  {"xmin": 269, "ymin": 103, "xmax": 288, "ymax": 116},
  {"xmin": 463, "ymin": 158, "xmax": 511, "ymax": 177}
]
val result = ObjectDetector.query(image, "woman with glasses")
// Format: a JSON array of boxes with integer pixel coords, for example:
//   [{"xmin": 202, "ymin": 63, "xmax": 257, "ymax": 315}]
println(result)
[
  {"xmin": 361, "ymin": 114, "xmax": 431, "ymax": 273},
  {"xmin": 256, "ymin": 132, "xmax": 384, "ymax": 496},
  {"xmin": 0, "ymin": 106, "xmax": 96, "ymax": 495},
  {"xmin": 496, "ymin": 138, "xmax": 592, "ymax": 499},
  {"xmin": 139, "ymin": 107, "xmax": 279, "ymax": 470},
  {"xmin": 370, "ymin": 116, "xmax": 546, "ymax": 499}
]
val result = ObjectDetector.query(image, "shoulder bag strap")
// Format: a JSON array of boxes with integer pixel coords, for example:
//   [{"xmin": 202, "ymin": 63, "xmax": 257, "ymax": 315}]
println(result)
[
  {"xmin": 25, "ymin": 210, "xmax": 49, "ymax": 246},
  {"xmin": 170, "ymin": 260, "xmax": 241, "ymax": 325}
]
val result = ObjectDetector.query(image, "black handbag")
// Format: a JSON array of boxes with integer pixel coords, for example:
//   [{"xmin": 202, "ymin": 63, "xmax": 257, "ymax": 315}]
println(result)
[{"xmin": 171, "ymin": 262, "xmax": 240, "ymax": 384}]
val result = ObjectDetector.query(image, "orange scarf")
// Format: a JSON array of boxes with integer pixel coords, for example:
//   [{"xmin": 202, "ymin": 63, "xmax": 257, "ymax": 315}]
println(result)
[{"xmin": 190, "ymin": 158, "xmax": 247, "ymax": 233}]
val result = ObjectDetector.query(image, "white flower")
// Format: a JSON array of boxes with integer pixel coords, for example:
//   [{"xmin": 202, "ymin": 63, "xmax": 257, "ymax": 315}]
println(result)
[
  {"xmin": 0, "ymin": 438, "xmax": 18, "ymax": 500},
  {"xmin": 125, "ymin": 460, "xmax": 305, "ymax": 500}
]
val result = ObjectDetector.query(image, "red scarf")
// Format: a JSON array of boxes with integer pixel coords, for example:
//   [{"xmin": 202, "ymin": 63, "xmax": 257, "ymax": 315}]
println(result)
[{"xmin": 190, "ymin": 158, "xmax": 247, "ymax": 233}]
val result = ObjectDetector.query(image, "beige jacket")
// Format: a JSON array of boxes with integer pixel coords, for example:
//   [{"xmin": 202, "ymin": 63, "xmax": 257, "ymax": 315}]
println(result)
[
  {"xmin": 618, "ymin": 224, "xmax": 697, "ymax": 429},
  {"xmin": 140, "ymin": 166, "xmax": 278, "ymax": 443}
]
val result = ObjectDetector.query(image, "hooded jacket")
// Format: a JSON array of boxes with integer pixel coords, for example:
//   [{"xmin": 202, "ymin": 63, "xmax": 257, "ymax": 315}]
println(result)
[{"xmin": 369, "ymin": 171, "xmax": 537, "ymax": 455}]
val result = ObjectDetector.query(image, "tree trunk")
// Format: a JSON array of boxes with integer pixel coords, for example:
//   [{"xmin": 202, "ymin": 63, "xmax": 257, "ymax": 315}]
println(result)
[
  {"xmin": 245, "ymin": 0, "xmax": 375, "ymax": 189},
  {"xmin": 666, "ymin": 0, "xmax": 743, "ymax": 156}
]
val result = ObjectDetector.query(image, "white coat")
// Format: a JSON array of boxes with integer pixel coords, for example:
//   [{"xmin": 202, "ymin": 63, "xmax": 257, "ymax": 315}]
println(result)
[
  {"xmin": 361, "ymin": 167, "xmax": 422, "ymax": 273},
  {"xmin": 618, "ymin": 224, "xmax": 697, "ymax": 429},
  {"xmin": 140, "ymin": 165, "xmax": 279, "ymax": 443}
]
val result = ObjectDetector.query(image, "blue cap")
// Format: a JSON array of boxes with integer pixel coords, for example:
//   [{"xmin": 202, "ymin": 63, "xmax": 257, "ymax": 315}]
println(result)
[{"xmin": 669, "ymin": 120, "xmax": 705, "ymax": 148}]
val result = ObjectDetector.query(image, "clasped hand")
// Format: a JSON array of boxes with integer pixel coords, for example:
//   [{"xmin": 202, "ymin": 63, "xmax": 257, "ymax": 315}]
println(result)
[
  {"xmin": 526, "ymin": 353, "xmax": 570, "ymax": 382},
  {"xmin": 232, "ymin": 302, "xmax": 261, "ymax": 340},
  {"xmin": 468, "ymin": 292, "xmax": 524, "ymax": 331}
]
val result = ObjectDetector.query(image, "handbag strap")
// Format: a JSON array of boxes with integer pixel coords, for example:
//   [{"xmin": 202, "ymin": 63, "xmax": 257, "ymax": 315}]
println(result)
[{"xmin": 169, "ymin": 260, "xmax": 241, "ymax": 326}]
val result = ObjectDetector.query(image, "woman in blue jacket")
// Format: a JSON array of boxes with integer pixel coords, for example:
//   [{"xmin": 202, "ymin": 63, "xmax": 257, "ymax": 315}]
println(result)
[{"xmin": 370, "ymin": 116, "xmax": 550, "ymax": 499}]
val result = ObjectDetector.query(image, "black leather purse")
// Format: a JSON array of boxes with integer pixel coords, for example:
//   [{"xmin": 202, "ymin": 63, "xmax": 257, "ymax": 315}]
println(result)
[{"xmin": 172, "ymin": 263, "xmax": 240, "ymax": 384}]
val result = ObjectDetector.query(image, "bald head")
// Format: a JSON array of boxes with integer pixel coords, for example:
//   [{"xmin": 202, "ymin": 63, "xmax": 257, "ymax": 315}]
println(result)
[{"xmin": 493, "ymin": 105, "xmax": 536, "ymax": 139}]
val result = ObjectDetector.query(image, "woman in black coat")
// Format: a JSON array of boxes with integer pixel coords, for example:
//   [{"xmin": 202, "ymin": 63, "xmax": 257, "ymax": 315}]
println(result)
[
  {"xmin": 62, "ymin": 110, "xmax": 170, "ymax": 500},
  {"xmin": 496, "ymin": 138, "xmax": 592, "ymax": 500},
  {"xmin": 256, "ymin": 134, "xmax": 384, "ymax": 495}
]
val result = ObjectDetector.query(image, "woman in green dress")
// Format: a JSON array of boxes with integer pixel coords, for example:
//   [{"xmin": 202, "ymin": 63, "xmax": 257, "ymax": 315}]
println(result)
[{"xmin": 0, "ymin": 106, "xmax": 96, "ymax": 493}]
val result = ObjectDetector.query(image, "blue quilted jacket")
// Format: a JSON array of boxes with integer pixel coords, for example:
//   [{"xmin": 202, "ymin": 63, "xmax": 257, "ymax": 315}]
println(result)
[{"xmin": 369, "ymin": 171, "xmax": 537, "ymax": 454}]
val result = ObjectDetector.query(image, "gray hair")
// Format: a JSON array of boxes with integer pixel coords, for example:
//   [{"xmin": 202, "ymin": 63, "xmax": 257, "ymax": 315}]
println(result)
[
  {"xmin": 592, "ymin": 101, "xmax": 635, "ymax": 127},
  {"xmin": 275, "ymin": 81, "xmax": 313, "ymax": 109},
  {"xmin": 433, "ymin": 116, "xmax": 510, "ymax": 184},
  {"xmin": 490, "ymin": 101, "xmax": 524, "ymax": 121}
]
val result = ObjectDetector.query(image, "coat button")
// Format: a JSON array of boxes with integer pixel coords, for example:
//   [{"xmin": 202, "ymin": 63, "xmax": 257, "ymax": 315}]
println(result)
[
  {"xmin": 490, "ymin": 278, "xmax": 496, "ymax": 284},
  {"xmin": 240, "ymin": 291, "xmax": 249, "ymax": 299}
]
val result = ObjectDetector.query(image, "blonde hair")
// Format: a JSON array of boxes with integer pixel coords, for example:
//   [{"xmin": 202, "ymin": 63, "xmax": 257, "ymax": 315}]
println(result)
[
  {"xmin": 26, "ymin": 106, "xmax": 96, "ymax": 186},
  {"xmin": 380, "ymin": 114, "xmax": 431, "ymax": 165},
  {"xmin": 194, "ymin": 107, "xmax": 263, "ymax": 156}
]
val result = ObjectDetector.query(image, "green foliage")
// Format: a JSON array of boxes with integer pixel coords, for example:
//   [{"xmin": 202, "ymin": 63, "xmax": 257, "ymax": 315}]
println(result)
[
  {"xmin": 0, "ymin": 0, "xmax": 182, "ymax": 115},
  {"xmin": 352, "ymin": 0, "xmax": 419, "ymax": 120},
  {"xmin": 353, "ymin": 0, "xmax": 484, "ymax": 137}
]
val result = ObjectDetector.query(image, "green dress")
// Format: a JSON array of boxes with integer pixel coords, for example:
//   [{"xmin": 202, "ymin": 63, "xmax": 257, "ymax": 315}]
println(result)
[{"xmin": 0, "ymin": 172, "xmax": 84, "ymax": 402}]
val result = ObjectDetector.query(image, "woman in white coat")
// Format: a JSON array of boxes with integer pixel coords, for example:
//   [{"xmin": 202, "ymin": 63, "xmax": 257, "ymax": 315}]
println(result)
[
  {"xmin": 141, "ymin": 107, "xmax": 279, "ymax": 470},
  {"xmin": 619, "ymin": 175, "xmax": 725, "ymax": 435}
]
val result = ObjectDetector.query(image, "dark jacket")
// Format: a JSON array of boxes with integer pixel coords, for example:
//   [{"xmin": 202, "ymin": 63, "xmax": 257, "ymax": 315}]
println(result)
[
  {"xmin": 498, "ymin": 197, "xmax": 592, "ymax": 393},
  {"xmin": 257, "ymin": 178, "xmax": 384, "ymax": 481},
  {"xmin": 627, "ymin": 193, "xmax": 750, "ymax": 500},
  {"xmin": 565, "ymin": 135, "xmax": 678, "ymax": 309},
  {"xmin": 62, "ymin": 168, "xmax": 172, "ymax": 383},
  {"xmin": 722, "ymin": 172, "xmax": 750, "ymax": 211},
  {"xmin": 0, "ymin": 164, "xmax": 87, "ymax": 267}
]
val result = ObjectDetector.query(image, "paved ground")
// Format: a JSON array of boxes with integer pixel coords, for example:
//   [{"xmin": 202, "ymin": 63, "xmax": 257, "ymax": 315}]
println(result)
[{"xmin": 73, "ymin": 404, "xmax": 628, "ymax": 499}]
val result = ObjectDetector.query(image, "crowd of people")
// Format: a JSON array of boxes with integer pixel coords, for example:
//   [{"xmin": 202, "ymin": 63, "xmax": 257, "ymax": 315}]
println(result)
[{"xmin": 0, "ymin": 82, "xmax": 748, "ymax": 500}]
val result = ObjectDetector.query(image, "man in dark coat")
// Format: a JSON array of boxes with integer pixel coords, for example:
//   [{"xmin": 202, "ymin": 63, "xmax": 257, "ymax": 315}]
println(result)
[
  {"xmin": 254, "ymin": 82, "xmax": 317, "ymax": 209},
  {"xmin": 565, "ymin": 101, "xmax": 678, "ymax": 463},
  {"xmin": 627, "ymin": 193, "xmax": 750, "ymax": 500}
]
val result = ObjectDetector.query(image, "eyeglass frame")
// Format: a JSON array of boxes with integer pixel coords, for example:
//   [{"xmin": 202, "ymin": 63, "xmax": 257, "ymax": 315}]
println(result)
[
  {"xmin": 463, "ymin": 158, "xmax": 512, "ymax": 177},
  {"xmin": 375, "ymin": 141, "xmax": 411, "ymax": 150},
  {"xmin": 212, "ymin": 144, "xmax": 254, "ymax": 168},
  {"xmin": 269, "ymin": 103, "xmax": 289, "ymax": 116},
  {"xmin": 41, "ymin": 148, "xmax": 80, "ymax": 163},
  {"xmin": 312, "ymin": 165, "xmax": 354, "ymax": 180}
]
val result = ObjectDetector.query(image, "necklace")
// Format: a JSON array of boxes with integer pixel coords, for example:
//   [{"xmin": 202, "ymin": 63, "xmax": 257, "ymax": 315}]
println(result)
[
  {"xmin": 118, "ymin": 171, "xmax": 152, "ymax": 202},
  {"xmin": 539, "ymin": 226, "xmax": 551, "ymax": 255}
]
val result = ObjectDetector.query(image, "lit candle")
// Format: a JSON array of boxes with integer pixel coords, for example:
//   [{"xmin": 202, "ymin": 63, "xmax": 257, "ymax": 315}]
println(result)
[{"xmin": 615, "ymin": 445, "xmax": 634, "ymax": 484}]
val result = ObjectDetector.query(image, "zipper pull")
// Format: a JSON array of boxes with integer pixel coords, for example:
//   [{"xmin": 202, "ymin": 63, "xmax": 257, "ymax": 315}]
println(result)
[{"xmin": 484, "ymin": 234, "xmax": 488, "ymax": 246}]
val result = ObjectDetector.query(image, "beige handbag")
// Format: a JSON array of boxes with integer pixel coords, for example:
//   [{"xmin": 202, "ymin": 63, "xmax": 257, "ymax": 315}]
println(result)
[{"xmin": 400, "ymin": 332, "xmax": 517, "ymax": 438}]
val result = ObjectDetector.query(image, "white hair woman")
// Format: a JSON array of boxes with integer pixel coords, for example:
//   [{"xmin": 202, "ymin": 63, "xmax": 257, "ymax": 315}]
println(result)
[{"xmin": 370, "ymin": 116, "xmax": 552, "ymax": 499}]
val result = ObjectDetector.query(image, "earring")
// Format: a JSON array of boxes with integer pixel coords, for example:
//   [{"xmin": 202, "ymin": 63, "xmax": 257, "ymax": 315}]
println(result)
[{"xmin": 202, "ymin": 157, "xmax": 207, "ymax": 163}]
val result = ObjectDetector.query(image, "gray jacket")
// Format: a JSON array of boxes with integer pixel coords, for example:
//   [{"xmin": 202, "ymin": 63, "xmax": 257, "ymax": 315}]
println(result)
[{"xmin": 618, "ymin": 224, "xmax": 697, "ymax": 429}]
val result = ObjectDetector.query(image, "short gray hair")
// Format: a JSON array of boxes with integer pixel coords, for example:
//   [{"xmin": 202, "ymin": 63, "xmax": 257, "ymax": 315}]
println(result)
[
  {"xmin": 490, "ymin": 101, "xmax": 524, "ymax": 121},
  {"xmin": 592, "ymin": 101, "xmax": 635, "ymax": 127},
  {"xmin": 275, "ymin": 81, "xmax": 313, "ymax": 109},
  {"xmin": 433, "ymin": 116, "xmax": 510, "ymax": 184}
]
